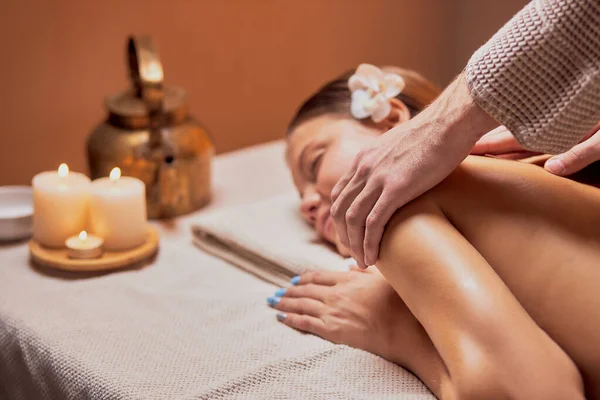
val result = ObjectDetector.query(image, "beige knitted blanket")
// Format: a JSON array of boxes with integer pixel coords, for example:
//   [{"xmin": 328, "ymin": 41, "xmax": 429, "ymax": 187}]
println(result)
[{"xmin": 191, "ymin": 193, "xmax": 354, "ymax": 287}]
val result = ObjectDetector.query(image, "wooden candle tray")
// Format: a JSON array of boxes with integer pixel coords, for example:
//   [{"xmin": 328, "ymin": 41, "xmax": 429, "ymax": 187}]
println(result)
[{"xmin": 29, "ymin": 225, "xmax": 159, "ymax": 272}]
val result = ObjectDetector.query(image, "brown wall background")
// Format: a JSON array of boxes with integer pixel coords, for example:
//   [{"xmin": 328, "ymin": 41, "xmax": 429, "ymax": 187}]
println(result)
[{"xmin": 0, "ymin": 0, "xmax": 527, "ymax": 185}]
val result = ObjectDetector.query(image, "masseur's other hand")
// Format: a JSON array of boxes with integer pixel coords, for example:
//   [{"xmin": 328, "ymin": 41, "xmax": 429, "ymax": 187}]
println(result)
[
  {"xmin": 471, "ymin": 126, "xmax": 542, "ymax": 160},
  {"xmin": 473, "ymin": 123, "xmax": 600, "ymax": 175},
  {"xmin": 330, "ymin": 74, "xmax": 497, "ymax": 268},
  {"xmin": 544, "ymin": 122, "xmax": 600, "ymax": 176}
]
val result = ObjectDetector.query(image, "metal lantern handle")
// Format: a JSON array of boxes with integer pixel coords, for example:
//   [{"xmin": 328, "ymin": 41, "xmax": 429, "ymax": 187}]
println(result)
[{"xmin": 127, "ymin": 35, "xmax": 164, "ymax": 115}]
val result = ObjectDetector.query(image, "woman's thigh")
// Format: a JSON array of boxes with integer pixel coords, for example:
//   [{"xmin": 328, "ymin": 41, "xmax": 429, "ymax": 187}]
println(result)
[{"xmin": 434, "ymin": 156, "xmax": 600, "ymax": 387}]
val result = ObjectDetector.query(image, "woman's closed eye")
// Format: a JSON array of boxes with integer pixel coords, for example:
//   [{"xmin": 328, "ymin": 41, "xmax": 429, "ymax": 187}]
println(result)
[{"xmin": 309, "ymin": 151, "xmax": 325, "ymax": 181}]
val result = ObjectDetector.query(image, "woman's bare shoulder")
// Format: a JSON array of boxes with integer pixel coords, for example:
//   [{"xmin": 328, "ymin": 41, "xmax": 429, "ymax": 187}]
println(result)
[
  {"xmin": 435, "ymin": 156, "xmax": 600, "ymax": 212},
  {"xmin": 455, "ymin": 156, "xmax": 600, "ymax": 189}
]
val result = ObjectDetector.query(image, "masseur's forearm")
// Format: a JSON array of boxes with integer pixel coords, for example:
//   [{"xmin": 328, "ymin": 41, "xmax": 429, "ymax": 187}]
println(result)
[{"xmin": 467, "ymin": 0, "xmax": 600, "ymax": 153}]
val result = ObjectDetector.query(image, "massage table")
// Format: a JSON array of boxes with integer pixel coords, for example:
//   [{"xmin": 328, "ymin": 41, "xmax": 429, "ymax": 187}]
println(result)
[{"xmin": 0, "ymin": 141, "xmax": 433, "ymax": 399}]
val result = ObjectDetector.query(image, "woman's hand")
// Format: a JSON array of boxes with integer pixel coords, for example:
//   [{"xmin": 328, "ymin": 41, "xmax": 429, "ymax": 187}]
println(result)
[
  {"xmin": 330, "ymin": 73, "xmax": 497, "ymax": 268},
  {"xmin": 473, "ymin": 123, "xmax": 600, "ymax": 175},
  {"xmin": 266, "ymin": 268, "xmax": 422, "ymax": 366}
]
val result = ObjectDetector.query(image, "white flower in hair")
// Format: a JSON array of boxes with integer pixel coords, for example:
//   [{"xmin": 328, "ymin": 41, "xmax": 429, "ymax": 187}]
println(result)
[{"xmin": 348, "ymin": 64, "xmax": 405, "ymax": 123}]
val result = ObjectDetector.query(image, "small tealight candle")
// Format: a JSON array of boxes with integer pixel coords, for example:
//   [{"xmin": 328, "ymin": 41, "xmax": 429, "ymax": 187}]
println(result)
[
  {"xmin": 66, "ymin": 230, "xmax": 104, "ymax": 259},
  {"xmin": 90, "ymin": 167, "xmax": 147, "ymax": 251},
  {"xmin": 32, "ymin": 163, "xmax": 91, "ymax": 248}
]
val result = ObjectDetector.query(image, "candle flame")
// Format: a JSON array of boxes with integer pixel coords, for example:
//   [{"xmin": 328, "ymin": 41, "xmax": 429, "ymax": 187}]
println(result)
[
  {"xmin": 79, "ymin": 231, "xmax": 87, "ymax": 241},
  {"xmin": 58, "ymin": 163, "xmax": 69, "ymax": 178},
  {"xmin": 109, "ymin": 167, "xmax": 121, "ymax": 181}
]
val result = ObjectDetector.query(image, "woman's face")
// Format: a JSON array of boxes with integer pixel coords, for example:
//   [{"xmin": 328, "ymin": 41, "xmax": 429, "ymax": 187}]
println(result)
[{"xmin": 286, "ymin": 115, "xmax": 382, "ymax": 256}]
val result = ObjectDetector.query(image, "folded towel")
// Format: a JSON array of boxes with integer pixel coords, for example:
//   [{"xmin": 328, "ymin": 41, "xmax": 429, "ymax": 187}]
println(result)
[{"xmin": 192, "ymin": 193, "xmax": 355, "ymax": 286}]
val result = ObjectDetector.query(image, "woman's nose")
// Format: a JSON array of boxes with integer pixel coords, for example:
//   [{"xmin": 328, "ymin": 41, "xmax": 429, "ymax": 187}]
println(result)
[{"xmin": 300, "ymin": 191, "xmax": 321, "ymax": 224}]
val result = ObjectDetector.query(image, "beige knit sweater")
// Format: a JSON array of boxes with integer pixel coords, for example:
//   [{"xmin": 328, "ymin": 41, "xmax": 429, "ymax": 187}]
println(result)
[{"xmin": 466, "ymin": 0, "xmax": 600, "ymax": 153}]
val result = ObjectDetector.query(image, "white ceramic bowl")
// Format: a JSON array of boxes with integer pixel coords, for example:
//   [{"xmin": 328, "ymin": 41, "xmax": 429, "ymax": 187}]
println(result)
[{"xmin": 0, "ymin": 186, "xmax": 34, "ymax": 241}]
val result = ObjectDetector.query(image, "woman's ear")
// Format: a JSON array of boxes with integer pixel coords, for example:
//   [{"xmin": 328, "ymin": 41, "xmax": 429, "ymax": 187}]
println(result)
[{"xmin": 374, "ymin": 98, "xmax": 411, "ymax": 132}]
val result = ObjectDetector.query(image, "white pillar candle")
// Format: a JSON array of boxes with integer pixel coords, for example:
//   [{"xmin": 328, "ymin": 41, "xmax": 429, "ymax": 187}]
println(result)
[
  {"xmin": 32, "ymin": 163, "xmax": 91, "ymax": 248},
  {"xmin": 90, "ymin": 167, "xmax": 147, "ymax": 251}
]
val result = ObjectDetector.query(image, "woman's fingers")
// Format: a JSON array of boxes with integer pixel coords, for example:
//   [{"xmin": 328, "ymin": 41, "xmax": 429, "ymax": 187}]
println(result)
[
  {"xmin": 293, "ymin": 271, "xmax": 349, "ymax": 286},
  {"xmin": 269, "ymin": 297, "xmax": 326, "ymax": 318},
  {"xmin": 276, "ymin": 312, "xmax": 326, "ymax": 336},
  {"xmin": 282, "ymin": 283, "xmax": 327, "ymax": 302},
  {"xmin": 268, "ymin": 279, "xmax": 328, "ymax": 335}
]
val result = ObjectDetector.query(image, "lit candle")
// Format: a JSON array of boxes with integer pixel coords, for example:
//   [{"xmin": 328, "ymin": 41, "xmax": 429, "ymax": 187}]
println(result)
[
  {"xmin": 89, "ymin": 167, "xmax": 147, "ymax": 251},
  {"xmin": 32, "ymin": 163, "xmax": 91, "ymax": 248},
  {"xmin": 66, "ymin": 230, "xmax": 104, "ymax": 259}
]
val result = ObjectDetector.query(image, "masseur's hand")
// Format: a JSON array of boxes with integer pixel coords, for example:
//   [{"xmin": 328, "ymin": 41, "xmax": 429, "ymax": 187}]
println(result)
[
  {"xmin": 330, "ymin": 73, "xmax": 497, "ymax": 268},
  {"xmin": 471, "ymin": 126, "xmax": 542, "ymax": 160},
  {"xmin": 472, "ymin": 123, "xmax": 600, "ymax": 175}
]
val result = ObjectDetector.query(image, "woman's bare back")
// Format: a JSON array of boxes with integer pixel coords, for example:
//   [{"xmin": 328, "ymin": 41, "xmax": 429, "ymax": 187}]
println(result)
[
  {"xmin": 378, "ymin": 155, "xmax": 600, "ymax": 397},
  {"xmin": 441, "ymin": 156, "xmax": 600, "ymax": 393}
]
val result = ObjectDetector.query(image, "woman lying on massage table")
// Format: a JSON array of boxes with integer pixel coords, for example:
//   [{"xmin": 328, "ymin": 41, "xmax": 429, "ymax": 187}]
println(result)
[{"xmin": 272, "ymin": 64, "xmax": 600, "ymax": 399}]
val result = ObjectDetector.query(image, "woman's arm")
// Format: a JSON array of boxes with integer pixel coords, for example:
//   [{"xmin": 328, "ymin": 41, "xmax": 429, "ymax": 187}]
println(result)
[{"xmin": 375, "ymin": 176, "xmax": 584, "ymax": 399}]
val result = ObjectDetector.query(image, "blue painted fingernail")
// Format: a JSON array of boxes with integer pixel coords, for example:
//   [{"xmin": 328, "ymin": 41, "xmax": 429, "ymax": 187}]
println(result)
[
  {"xmin": 274, "ymin": 288, "xmax": 287, "ymax": 297},
  {"xmin": 267, "ymin": 297, "xmax": 280, "ymax": 307},
  {"xmin": 276, "ymin": 312, "xmax": 287, "ymax": 322},
  {"xmin": 290, "ymin": 276, "xmax": 301, "ymax": 285}
]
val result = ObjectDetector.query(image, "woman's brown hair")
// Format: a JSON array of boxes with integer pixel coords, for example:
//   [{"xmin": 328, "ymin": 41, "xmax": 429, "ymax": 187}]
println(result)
[{"xmin": 287, "ymin": 66, "xmax": 441, "ymax": 134}]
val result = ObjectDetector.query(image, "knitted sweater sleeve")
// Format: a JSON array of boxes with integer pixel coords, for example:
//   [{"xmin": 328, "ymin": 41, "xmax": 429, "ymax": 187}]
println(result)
[{"xmin": 466, "ymin": 0, "xmax": 600, "ymax": 153}]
